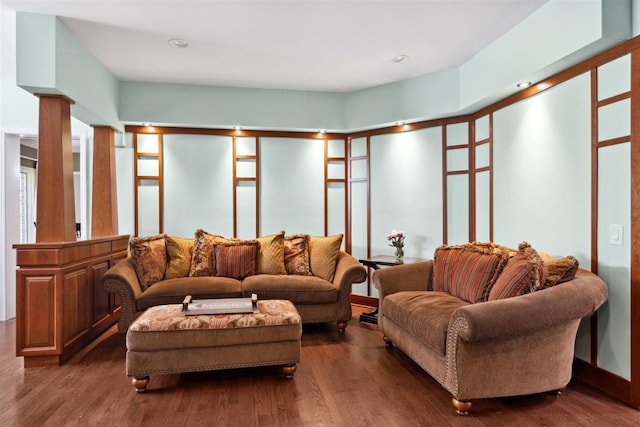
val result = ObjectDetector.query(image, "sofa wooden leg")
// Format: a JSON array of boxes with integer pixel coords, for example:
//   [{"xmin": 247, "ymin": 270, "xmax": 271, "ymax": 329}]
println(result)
[
  {"xmin": 452, "ymin": 397, "xmax": 472, "ymax": 415},
  {"xmin": 282, "ymin": 363, "xmax": 296, "ymax": 379},
  {"xmin": 132, "ymin": 376, "xmax": 150, "ymax": 393},
  {"xmin": 383, "ymin": 336, "xmax": 393, "ymax": 348},
  {"xmin": 337, "ymin": 321, "xmax": 348, "ymax": 333}
]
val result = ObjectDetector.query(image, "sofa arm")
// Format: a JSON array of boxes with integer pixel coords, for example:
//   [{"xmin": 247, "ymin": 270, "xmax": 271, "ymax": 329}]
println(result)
[
  {"xmin": 373, "ymin": 260, "xmax": 434, "ymax": 302},
  {"xmin": 444, "ymin": 269, "xmax": 608, "ymax": 402},
  {"xmin": 450, "ymin": 269, "xmax": 608, "ymax": 342},
  {"xmin": 101, "ymin": 258, "xmax": 143, "ymax": 333},
  {"xmin": 333, "ymin": 252, "xmax": 367, "ymax": 322}
]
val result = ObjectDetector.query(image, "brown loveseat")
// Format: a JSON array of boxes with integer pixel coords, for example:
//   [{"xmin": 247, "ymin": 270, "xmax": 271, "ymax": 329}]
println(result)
[
  {"xmin": 373, "ymin": 242, "xmax": 608, "ymax": 415},
  {"xmin": 102, "ymin": 230, "xmax": 367, "ymax": 333}
]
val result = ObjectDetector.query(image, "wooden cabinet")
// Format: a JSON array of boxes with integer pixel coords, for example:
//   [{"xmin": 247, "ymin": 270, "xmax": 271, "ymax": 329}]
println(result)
[{"xmin": 14, "ymin": 235, "xmax": 129, "ymax": 367}]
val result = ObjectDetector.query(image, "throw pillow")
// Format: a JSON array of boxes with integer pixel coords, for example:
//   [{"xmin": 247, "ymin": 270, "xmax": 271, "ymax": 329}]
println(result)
[
  {"xmin": 256, "ymin": 231, "xmax": 287, "ymax": 275},
  {"xmin": 164, "ymin": 235, "xmax": 194, "ymax": 279},
  {"xmin": 214, "ymin": 241, "xmax": 259, "ymax": 280},
  {"xmin": 432, "ymin": 242, "xmax": 510, "ymax": 303},
  {"xmin": 129, "ymin": 234, "xmax": 167, "ymax": 291},
  {"xmin": 309, "ymin": 234, "xmax": 343, "ymax": 282},
  {"xmin": 284, "ymin": 234, "xmax": 312, "ymax": 276},
  {"xmin": 189, "ymin": 229, "xmax": 237, "ymax": 277},
  {"xmin": 539, "ymin": 253, "xmax": 580, "ymax": 287},
  {"xmin": 488, "ymin": 242, "xmax": 547, "ymax": 300}
]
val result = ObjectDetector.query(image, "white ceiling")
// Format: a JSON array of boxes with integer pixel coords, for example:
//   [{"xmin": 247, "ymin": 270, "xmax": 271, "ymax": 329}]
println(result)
[{"xmin": 2, "ymin": 0, "xmax": 548, "ymax": 93}]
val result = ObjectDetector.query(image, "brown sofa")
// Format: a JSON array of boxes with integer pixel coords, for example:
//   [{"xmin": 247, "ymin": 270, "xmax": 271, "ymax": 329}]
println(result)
[
  {"xmin": 102, "ymin": 231, "xmax": 367, "ymax": 334},
  {"xmin": 373, "ymin": 243, "xmax": 608, "ymax": 415}
]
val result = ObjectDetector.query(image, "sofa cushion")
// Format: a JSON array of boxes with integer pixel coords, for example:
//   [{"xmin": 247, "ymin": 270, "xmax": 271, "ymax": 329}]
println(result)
[
  {"xmin": 433, "ymin": 243, "xmax": 509, "ymax": 303},
  {"xmin": 539, "ymin": 253, "xmax": 580, "ymax": 288},
  {"xmin": 165, "ymin": 235, "xmax": 194, "ymax": 279},
  {"xmin": 242, "ymin": 274, "xmax": 337, "ymax": 304},
  {"xmin": 309, "ymin": 234, "xmax": 343, "ymax": 282},
  {"xmin": 488, "ymin": 242, "xmax": 547, "ymax": 300},
  {"xmin": 256, "ymin": 231, "xmax": 287, "ymax": 275},
  {"xmin": 189, "ymin": 229, "xmax": 236, "ymax": 277},
  {"xmin": 284, "ymin": 234, "xmax": 312, "ymax": 276},
  {"xmin": 382, "ymin": 291, "xmax": 470, "ymax": 356},
  {"xmin": 129, "ymin": 234, "xmax": 167, "ymax": 291},
  {"xmin": 137, "ymin": 276, "xmax": 243, "ymax": 311},
  {"xmin": 214, "ymin": 241, "xmax": 259, "ymax": 280}
]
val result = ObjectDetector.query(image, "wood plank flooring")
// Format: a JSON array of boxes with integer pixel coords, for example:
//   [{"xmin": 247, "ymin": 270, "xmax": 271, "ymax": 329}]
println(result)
[{"xmin": 1, "ymin": 305, "xmax": 639, "ymax": 426}]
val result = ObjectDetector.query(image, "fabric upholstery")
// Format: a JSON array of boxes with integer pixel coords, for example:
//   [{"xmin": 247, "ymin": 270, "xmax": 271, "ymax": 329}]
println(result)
[
  {"xmin": 102, "ymin": 249, "xmax": 367, "ymax": 333},
  {"xmin": 126, "ymin": 301, "xmax": 302, "ymax": 378},
  {"xmin": 189, "ymin": 229, "xmax": 236, "ymax": 277},
  {"xmin": 136, "ymin": 276, "xmax": 242, "ymax": 311},
  {"xmin": 129, "ymin": 234, "xmax": 167, "ymax": 291},
  {"xmin": 214, "ymin": 241, "xmax": 259, "ymax": 280},
  {"xmin": 309, "ymin": 234, "xmax": 343, "ymax": 282},
  {"xmin": 256, "ymin": 231, "xmax": 287, "ymax": 275},
  {"xmin": 376, "ymin": 248, "xmax": 608, "ymax": 408},
  {"xmin": 383, "ymin": 291, "xmax": 469, "ymax": 356},
  {"xmin": 164, "ymin": 235, "xmax": 194, "ymax": 279},
  {"xmin": 433, "ymin": 243, "xmax": 509, "ymax": 303},
  {"xmin": 284, "ymin": 234, "xmax": 312, "ymax": 275},
  {"xmin": 539, "ymin": 253, "xmax": 580, "ymax": 288},
  {"xmin": 130, "ymin": 300, "xmax": 301, "ymax": 333},
  {"xmin": 488, "ymin": 242, "xmax": 547, "ymax": 300},
  {"xmin": 242, "ymin": 274, "xmax": 338, "ymax": 304}
]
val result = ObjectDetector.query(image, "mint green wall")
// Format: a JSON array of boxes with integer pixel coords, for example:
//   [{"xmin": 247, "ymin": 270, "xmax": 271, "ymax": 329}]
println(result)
[
  {"xmin": 14, "ymin": 1, "xmax": 633, "ymax": 133},
  {"xmin": 119, "ymin": 82, "xmax": 346, "ymax": 131},
  {"xmin": 16, "ymin": 13, "xmax": 121, "ymax": 130}
]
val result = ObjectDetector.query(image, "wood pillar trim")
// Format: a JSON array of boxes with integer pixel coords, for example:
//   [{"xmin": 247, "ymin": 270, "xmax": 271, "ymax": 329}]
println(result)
[
  {"xmin": 35, "ymin": 94, "xmax": 77, "ymax": 243},
  {"xmin": 91, "ymin": 126, "xmax": 119, "ymax": 237}
]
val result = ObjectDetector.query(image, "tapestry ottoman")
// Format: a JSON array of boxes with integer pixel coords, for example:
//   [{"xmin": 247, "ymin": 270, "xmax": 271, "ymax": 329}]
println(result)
[{"xmin": 126, "ymin": 299, "xmax": 302, "ymax": 392}]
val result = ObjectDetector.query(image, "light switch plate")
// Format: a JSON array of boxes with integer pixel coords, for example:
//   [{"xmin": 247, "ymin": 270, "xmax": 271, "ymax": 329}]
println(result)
[{"xmin": 609, "ymin": 224, "xmax": 623, "ymax": 246}]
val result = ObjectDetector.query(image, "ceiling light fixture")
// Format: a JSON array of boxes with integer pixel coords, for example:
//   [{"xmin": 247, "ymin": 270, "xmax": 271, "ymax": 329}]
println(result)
[
  {"xmin": 143, "ymin": 122, "xmax": 152, "ymax": 127},
  {"xmin": 395, "ymin": 121, "xmax": 405, "ymax": 126},
  {"xmin": 517, "ymin": 81, "xmax": 532, "ymax": 88},
  {"xmin": 168, "ymin": 38, "xmax": 189, "ymax": 48},
  {"xmin": 393, "ymin": 54, "xmax": 409, "ymax": 64}
]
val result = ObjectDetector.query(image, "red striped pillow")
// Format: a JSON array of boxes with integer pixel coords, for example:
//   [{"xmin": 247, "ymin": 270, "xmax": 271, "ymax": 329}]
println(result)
[
  {"xmin": 214, "ymin": 241, "xmax": 259, "ymax": 280},
  {"xmin": 433, "ymin": 244, "xmax": 509, "ymax": 303},
  {"xmin": 488, "ymin": 242, "xmax": 547, "ymax": 300}
]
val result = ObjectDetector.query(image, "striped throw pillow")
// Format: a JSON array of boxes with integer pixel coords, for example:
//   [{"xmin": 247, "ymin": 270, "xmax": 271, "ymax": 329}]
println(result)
[
  {"xmin": 433, "ymin": 244, "xmax": 509, "ymax": 303},
  {"xmin": 488, "ymin": 242, "xmax": 547, "ymax": 300},
  {"xmin": 214, "ymin": 241, "xmax": 259, "ymax": 280}
]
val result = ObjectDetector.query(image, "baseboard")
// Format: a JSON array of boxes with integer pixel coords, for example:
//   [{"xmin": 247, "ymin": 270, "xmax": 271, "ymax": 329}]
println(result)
[
  {"xmin": 572, "ymin": 358, "xmax": 634, "ymax": 407},
  {"xmin": 350, "ymin": 294, "xmax": 378, "ymax": 308}
]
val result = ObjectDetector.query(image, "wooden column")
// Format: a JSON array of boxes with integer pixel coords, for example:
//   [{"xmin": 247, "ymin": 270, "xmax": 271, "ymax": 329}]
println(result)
[
  {"xmin": 35, "ymin": 94, "xmax": 77, "ymax": 243},
  {"xmin": 91, "ymin": 126, "xmax": 119, "ymax": 237}
]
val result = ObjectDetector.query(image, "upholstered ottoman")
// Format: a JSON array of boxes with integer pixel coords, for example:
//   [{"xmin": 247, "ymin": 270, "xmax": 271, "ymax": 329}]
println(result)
[{"xmin": 126, "ymin": 299, "xmax": 302, "ymax": 392}]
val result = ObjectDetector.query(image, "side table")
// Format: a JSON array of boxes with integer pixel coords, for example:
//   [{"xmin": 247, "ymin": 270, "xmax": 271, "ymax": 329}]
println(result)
[{"xmin": 358, "ymin": 255, "xmax": 428, "ymax": 324}]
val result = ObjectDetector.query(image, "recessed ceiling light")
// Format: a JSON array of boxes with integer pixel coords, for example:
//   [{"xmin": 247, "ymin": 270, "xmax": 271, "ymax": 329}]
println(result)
[
  {"xmin": 393, "ymin": 54, "xmax": 409, "ymax": 64},
  {"xmin": 517, "ymin": 82, "xmax": 532, "ymax": 88},
  {"xmin": 168, "ymin": 38, "xmax": 189, "ymax": 48}
]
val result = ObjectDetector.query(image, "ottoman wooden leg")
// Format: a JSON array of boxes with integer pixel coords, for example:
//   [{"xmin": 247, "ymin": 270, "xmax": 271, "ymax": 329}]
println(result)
[
  {"xmin": 282, "ymin": 363, "xmax": 296, "ymax": 379},
  {"xmin": 132, "ymin": 376, "xmax": 150, "ymax": 393}
]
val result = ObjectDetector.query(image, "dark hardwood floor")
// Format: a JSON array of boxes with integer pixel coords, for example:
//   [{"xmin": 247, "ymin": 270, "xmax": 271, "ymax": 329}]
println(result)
[{"xmin": 1, "ymin": 305, "xmax": 639, "ymax": 426}]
